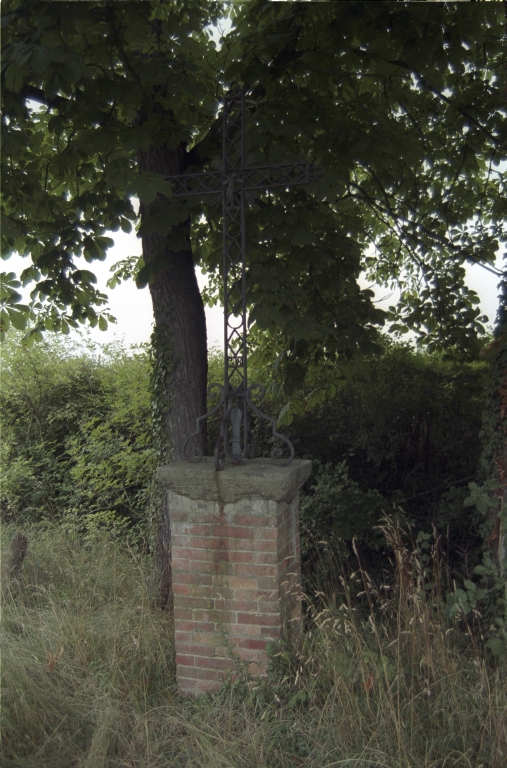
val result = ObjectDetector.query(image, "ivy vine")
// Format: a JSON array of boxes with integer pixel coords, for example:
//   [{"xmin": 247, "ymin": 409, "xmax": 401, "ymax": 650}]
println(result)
[{"xmin": 149, "ymin": 323, "xmax": 175, "ymax": 465}]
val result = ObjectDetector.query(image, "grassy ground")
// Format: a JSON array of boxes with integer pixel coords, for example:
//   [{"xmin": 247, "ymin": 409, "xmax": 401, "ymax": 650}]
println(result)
[{"xmin": 1, "ymin": 522, "xmax": 506, "ymax": 768}]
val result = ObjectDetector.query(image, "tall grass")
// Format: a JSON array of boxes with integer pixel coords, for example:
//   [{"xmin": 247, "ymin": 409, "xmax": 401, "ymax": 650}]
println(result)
[{"xmin": 1, "ymin": 521, "xmax": 505, "ymax": 768}]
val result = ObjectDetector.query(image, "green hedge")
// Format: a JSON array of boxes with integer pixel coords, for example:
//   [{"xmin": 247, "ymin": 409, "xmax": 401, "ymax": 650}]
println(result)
[
  {"xmin": 0, "ymin": 333, "xmax": 156, "ymax": 546},
  {"xmin": 1, "ymin": 333, "xmax": 488, "ymax": 574}
]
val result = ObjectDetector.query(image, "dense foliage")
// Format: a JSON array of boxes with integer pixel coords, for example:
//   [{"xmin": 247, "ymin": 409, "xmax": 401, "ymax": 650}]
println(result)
[
  {"xmin": 244, "ymin": 341, "xmax": 488, "ymax": 576},
  {"xmin": 1, "ymin": 3, "xmax": 505, "ymax": 600},
  {"xmin": 1, "ymin": 1, "xmax": 505, "ymax": 394},
  {"xmin": 0, "ymin": 333, "xmax": 156, "ymax": 545},
  {"xmin": 1, "ymin": 333, "xmax": 488, "ymax": 569}
]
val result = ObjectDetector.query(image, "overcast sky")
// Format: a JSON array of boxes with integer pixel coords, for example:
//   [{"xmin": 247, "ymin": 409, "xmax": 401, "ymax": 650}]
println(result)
[
  {"xmin": 5, "ymin": 228, "xmax": 503, "ymax": 352},
  {"xmin": 84, "ymin": 238, "xmax": 507, "ymax": 349}
]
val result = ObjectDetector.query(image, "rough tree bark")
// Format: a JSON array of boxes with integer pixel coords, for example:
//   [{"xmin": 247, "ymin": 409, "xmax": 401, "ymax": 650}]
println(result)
[{"xmin": 137, "ymin": 135, "xmax": 208, "ymax": 609}]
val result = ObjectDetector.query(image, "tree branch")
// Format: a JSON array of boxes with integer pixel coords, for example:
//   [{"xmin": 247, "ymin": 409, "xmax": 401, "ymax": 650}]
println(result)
[
  {"xmin": 350, "ymin": 176, "xmax": 503, "ymax": 278},
  {"xmin": 384, "ymin": 57, "xmax": 505, "ymax": 150}
]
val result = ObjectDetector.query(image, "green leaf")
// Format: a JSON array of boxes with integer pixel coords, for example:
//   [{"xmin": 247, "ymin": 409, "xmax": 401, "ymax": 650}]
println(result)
[
  {"xmin": 72, "ymin": 270, "xmax": 97, "ymax": 285},
  {"xmin": 105, "ymin": 158, "xmax": 136, "ymax": 188},
  {"xmin": 96, "ymin": 236, "xmax": 114, "ymax": 251},
  {"xmin": 44, "ymin": 72, "xmax": 60, "ymax": 100},
  {"xmin": 486, "ymin": 638, "xmax": 505, "ymax": 657},
  {"xmin": 136, "ymin": 258, "xmax": 164, "ymax": 288},
  {"xmin": 31, "ymin": 46, "xmax": 50, "ymax": 74},
  {"xmin": 278, "ymin": 402, "xmax": 294, "ymax": 427},
  {"xmin": 0, "ymin": 307, "xmax": 11, "ymax": 333},
  {"xmin": 12, "ymin": 43, "xmax": 33, "ymax": 68},
  {"xmin": 61, "ymin": 53, "xmax": 84, "ymax": 83},
  {"xmin": 150, "ymin": 175, "xmax": 175, "ymax": 199},
  {"xmin": 133, "ymin": 177, "xmax": 158, "ymax": 205},
  {"xmin": 290, "ymin": 227, "xmax": 315, "ymax": 247},
  {"xmin": 5, "ymin": 63, "xmax": 24, "ymax": 93},
  {"xmin": 8, "ymin": 306, "xmax": 29, "ymax": 330}
]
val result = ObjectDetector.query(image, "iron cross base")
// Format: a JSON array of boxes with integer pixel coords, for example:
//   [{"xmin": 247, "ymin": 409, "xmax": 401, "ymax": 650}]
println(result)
[{"xmin": 183, "ymin": 381, "xmax": 295, "ymax": 472}]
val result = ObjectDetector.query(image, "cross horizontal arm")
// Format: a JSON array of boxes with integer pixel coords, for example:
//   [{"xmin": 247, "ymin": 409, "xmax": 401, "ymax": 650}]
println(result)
[{"xmin": 166, "ymin": 162, "xmax": 319, "ymax": 199}]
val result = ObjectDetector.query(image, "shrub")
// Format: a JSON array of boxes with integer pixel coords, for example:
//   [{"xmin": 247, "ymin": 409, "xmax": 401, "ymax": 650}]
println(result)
[
  {"xmin": 0, "ymin": 332, "xmax": 156, "ymax": 545},
  {"xmin": 201, "ymin": 341, "xmax": 489, "ymax": 579}
]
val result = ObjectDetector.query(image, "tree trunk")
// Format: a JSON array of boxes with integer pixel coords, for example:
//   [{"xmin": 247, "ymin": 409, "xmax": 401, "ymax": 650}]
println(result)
[
  {"xmin": 137, "ymin": 139, "xmax": 208, "ymax": 609},
  {"xmin": 137, "ymin": 142, "xmax": 208, "ymax": 458}
]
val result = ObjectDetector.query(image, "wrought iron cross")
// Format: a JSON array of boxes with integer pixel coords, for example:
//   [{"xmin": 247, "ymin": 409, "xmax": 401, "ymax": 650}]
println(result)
[{"xmin": 166, "ymin": 92, "xmax": 320, "ymax": 470}]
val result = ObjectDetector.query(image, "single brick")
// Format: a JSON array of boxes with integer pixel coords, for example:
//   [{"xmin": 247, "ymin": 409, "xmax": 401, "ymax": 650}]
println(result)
[
  {"xmin": 222, "ymin": 551, "xmax": 254, "ymax": 564},
  {"xmin": 175, "ymin": 572, "xmax": 214, "ymax": 586},
  {"xmin": 174, "ymin": 630, "xmax": 194, "ymax": 644},
  {"xmin": 234, "ymin": 637, "xmax": 269, "ymax": 651},
  {"xmin": 179, "ymin": 596, "xmax": 216, "ymax": 611},
  {"xmin": 260, "ymin": 626, "xmax": 282, "ymax": 638},
  {"xmin": 229, "ymin": 623, "xmax": 262, "ymax": 637},
  {"xmin": 171, "ymin": 523, "xmax": 211, "ymax": 536},
  {"xmin": 251, "ymin": 551, "xmax": 279, "ymax": 565},
  {"xmin": 187, "ymin": 560, "xmax": 225, "ymax": 575},
  {"xmin": 211, "ymin": 525, "xmax": 255, "ymax": 539},
  {"xmin": 177, "ymin": 620, "xmax": 216, "ymax": 633},
  {"xmin": 173, "ymin": 607, "xmax": 193, "ymax": 621},
  {"xmin": 194, "ymin": 656, "xmax": 234, "ymax": 671},
  {"xmin": 226, "ymin": 576, "xmax": 259, "ymax": 590},
  {"xmin": 228, "ymin": 536, "xmax": 278, "ymax": 552},
  {"xmin": 233, "ymin": 563, "xmax": 278, "ymax": 578},
  {"xmin": 233, "ymin": 587, "xmax": 276, "ymax": 601},
  {"xmin": 234, "ymin": 647, "xmax": 264, "ymax": 663},
  {"xmin": 230, "ymin": 514, "xmax": 277, "ymax": 527},
  {"xmin": 188, "ymin": 632, "xmax": 223, "ymax": 647},
  {"xmin": 186, "ymin": 667, "xmax": 223, "ymax": 682},
  {"xmin": 192, "ymin": 608, "xmax": 235, "ymax": 624},
  {"xmin": 227, "ymin": 598, "xmax": 272, "ymax": 612},
  {"xmin": 173, "ymin": 583, "xmax": 192, "ymax": 596},
  {"xmin": 253, "ymin": 528, "xmax": 278, "ymax": 541},
  {"xmin": 173, "ymin": 546, "xmax": 220, "ymax": 561},
  {"xmin": 237, "ymin": 612, "xmax": 280, "ymax": 626}
]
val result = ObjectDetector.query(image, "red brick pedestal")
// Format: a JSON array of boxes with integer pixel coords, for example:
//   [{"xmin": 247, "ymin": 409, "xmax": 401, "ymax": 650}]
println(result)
[{"xmin": 158, "ymin": 458, "xmax": 312, "ymax": 696}]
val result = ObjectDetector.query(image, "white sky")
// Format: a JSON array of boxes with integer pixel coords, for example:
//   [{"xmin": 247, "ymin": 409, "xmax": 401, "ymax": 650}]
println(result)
[
  {"xmin": 94, "ymin": 241, "xmax": 504, "ymax": 347},
  {"xmin": 5, "ymin": 232, "xmax": 502, "ymax": 351}
]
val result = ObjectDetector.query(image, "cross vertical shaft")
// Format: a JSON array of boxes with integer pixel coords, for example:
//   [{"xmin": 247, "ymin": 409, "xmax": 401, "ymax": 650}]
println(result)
[{"xmin": 221, "ymin": 95, "xmax": 250, "ymax": 464}]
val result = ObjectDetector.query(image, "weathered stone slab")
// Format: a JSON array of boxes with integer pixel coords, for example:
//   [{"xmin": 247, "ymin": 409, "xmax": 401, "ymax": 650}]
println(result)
[{"xmin": 158, "ymin": 457, "xmax": 312, "ymax": 504}]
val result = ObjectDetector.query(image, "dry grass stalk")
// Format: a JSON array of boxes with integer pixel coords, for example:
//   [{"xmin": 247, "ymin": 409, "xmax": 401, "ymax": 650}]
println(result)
[
  {"xmin": 1, "ymin": 522, "xmax": 505, "ymax": 768},
  {"xmin": 6, "ymin": 531, "xmax": 28, "ymax": 574}
]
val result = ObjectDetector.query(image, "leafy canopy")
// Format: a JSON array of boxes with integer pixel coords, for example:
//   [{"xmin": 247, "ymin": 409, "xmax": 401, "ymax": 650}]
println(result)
[{"xmin": 1, "ymin": 1, "xmax": 505, "ymax": 388}]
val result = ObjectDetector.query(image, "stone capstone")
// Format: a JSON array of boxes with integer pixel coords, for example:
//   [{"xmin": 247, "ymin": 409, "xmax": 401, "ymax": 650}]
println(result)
[{"xmin": 157, "ymin": 457, "xmax": 312, "ymax": 505}]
